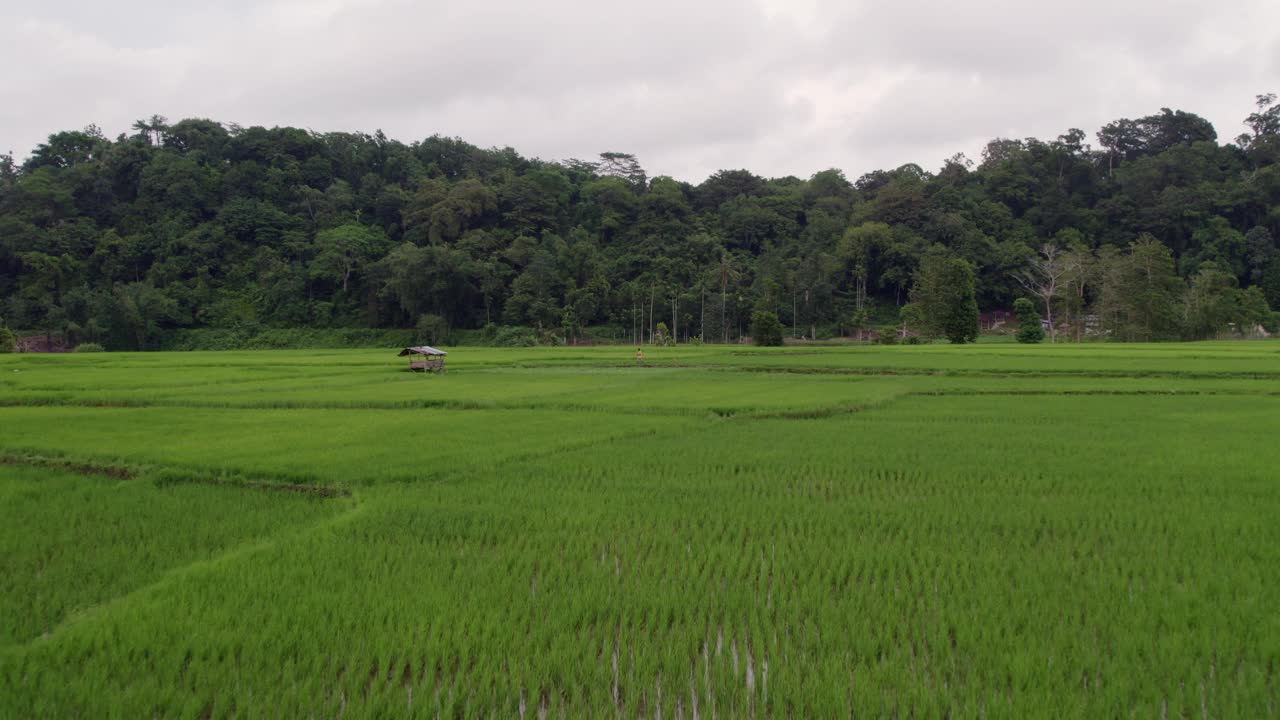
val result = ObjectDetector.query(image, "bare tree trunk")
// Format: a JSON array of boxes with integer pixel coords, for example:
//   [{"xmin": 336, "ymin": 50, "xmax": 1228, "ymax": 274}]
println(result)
[
  {"xmin": 804, "ymin": 288, "xmax": 813, "ymax": 340},
  {"xmin": 700, "ymin": 290, "xmax": 705, "ymax": 342},
  {"xmin": 791, "ymin": 289, "xmax": 797, "ymax": 338},
  {"xmin": 649, "ymin": 286, "xmax": 655, "ymax": 344},
  {"xmin": 1076, "ymin": 284, "xmax": 1085, "ymax": 342},
  {"xmin": 721, "ymin": 283, "xmax": 727, "ymax": 344},
  {"xmin": 1019, "ymin": 243, "xmax": 1064, "ymax": 344}
]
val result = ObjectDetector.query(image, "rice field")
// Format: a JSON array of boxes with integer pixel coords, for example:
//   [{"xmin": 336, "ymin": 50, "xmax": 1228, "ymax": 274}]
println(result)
[{"xmin": 2, "ymin": 343, "xmax": 1278, "ymax": 717}]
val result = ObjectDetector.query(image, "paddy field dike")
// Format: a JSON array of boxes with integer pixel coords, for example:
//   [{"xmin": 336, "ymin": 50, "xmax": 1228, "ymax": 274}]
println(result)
[{"xmin": 1, "ymin": 343, "xmax": 1278, "ymax": 717}]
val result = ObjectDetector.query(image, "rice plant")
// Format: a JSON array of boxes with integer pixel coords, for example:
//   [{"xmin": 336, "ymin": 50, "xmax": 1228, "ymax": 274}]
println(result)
[{"xmin": 2, "ymin": 344, "xmax": 1278, "ymax": 717}]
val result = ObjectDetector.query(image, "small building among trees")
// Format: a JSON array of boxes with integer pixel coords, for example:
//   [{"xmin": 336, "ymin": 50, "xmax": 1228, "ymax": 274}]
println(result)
[
  {"xmin": 398, "ymin": 346, "xmax": 447, "ymax": 372},
  {"xmin": 15, "ymin": 333, "xmax": 73, "ymax": 353}
]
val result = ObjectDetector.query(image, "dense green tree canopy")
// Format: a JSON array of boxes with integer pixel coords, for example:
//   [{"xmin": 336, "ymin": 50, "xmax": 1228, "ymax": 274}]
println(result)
[
  {"xmin": 2, "ymin": 98, "xmax": 1278, "ymax": 348},
  {"xmin": 1014, "ymin": 297, "xmax": 1045, "ymax": 344}
]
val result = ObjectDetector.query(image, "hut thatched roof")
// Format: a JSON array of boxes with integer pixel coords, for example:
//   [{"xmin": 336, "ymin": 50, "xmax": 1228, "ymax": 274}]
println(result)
[{"xmin": 398, "ymin": 346, "xmax": 448, "ymax": 356}]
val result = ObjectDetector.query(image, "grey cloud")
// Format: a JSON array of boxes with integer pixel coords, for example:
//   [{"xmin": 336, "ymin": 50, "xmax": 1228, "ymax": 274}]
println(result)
[{"xmin": 2, "ymin": 0, "xmax": 1277, "ymax": 183}]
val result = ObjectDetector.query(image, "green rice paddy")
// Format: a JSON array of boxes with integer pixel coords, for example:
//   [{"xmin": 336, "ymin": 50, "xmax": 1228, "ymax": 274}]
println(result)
[{"xmin": 2, "ymin": 343, "xmax": 1278, "ymax": 717}]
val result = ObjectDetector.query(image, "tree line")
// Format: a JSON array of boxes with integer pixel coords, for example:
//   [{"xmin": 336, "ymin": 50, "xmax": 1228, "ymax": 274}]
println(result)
[{"xmin": 2, "ymin": 95, "xmax": 1279, "ymax": 350}]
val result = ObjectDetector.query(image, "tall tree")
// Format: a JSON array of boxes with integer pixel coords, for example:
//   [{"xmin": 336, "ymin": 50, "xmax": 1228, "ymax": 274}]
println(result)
[
  {"xmin": 311, "ymin": 223, "xmax": 385, "ymax": 295},
  {"xmin": 838, "ymin": 222, "xmax": 891, "ymax": 310},
  {"xmin": 1097, "ymin": 236, "xmax": 1185, "ymax": 341},
  {"xmin": 910, "ymin": 251, "xmax": 979, "ymax": 344},
  {"xmin": 1015, "ymin": 244, "xmax": 1066, "ymax": 342},
  {"xmin": 595, "ymin": 152, "xmax": 647, "ymax": 190},
  {"xmin": 714, "ymin": 249, "xmax": 740, "ymax": 344},
  {"xmin": 1059, "ymin": 242, "xmax": 1098, "ymax": 341}
]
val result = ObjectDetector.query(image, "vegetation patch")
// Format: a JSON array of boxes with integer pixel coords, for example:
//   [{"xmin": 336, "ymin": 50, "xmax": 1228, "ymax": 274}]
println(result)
[
  {"xmin": 1, "ymin": 344, "xmax": 1278, "ymax": 716},
  {"xmin": 0, "ymin": 453, "xmax": 135, "ymax": 480}
]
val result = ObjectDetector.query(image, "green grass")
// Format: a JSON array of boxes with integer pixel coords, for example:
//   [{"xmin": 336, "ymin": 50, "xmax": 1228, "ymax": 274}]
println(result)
[
  {"xmin": 0, "ymin": 406, "xmax": 691, "ymax": 485},
  {"xmin": 0, "ymin": 463, "xmax": 349, "ymax": 648},
  {"xmin": 2, "ymin": 343, "xmax": 1279, "ymax": 717}
]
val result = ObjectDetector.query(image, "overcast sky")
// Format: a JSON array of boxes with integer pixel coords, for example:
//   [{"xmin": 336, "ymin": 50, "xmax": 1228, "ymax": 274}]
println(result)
[{"xmin": 3, "ymin": 0, "xmax": 1278, "ymax": 183}]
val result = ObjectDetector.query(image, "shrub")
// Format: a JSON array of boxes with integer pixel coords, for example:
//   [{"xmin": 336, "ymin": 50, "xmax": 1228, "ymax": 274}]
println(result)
[
  {"xmin": 899, "ymin": 303, "xmax": 925, "ymax": 338},
  {"xmin": 1014, "ymin": 298, "xmax": 1045, "ymax": 344},
  {"xmin": 159, "ymin": 328, "xmax": 418, "ymax": 351},
  {"xmin": 74, "ymin": 343, "xmax": 105, "ymax": 353},
  {"xmin": 750, "ymin": 310, "xmax": 784, "ymax": 347},
  {"xmin": 1267, "ymin": 312, "xmax": 1280, "ymax": 335},
  {"xmin": 655, "ymin": 322, "xmax": 674, "ymax": 346},
  {"xmin": 849, "ymin": 308, "xmax": 871, "ymax": 339},
  {"xmin": 874, "ymin": 326, "xmax": 898, "ymax": 345},
  {"xmin": 416, "ymin": 314, "xmax": 450, "ymax": 346},
  {"xmin": 492, "ymin": 326, "xmax": 538, "ymax": 347},
  {"xmin": 0, "ymin": 326, "xmax": 14, "ymax": 354}
]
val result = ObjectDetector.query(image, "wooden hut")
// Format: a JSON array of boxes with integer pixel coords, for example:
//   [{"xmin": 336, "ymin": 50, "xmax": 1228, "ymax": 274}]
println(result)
[{"xmin": 399, "ymin": 346, "xmax": 448, "ymax": 372}]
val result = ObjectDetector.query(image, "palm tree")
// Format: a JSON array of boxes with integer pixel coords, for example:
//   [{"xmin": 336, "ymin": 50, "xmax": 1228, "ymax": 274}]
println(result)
[{"xmin": 715, "ymin": 249, "xmax": 740, "ymax": 344}]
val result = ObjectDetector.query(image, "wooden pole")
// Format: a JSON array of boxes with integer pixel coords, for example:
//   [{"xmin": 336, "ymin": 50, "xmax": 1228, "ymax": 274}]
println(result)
[{"xmin": 672, "ymin": 293, "xmax": 677, "ymax": 346}]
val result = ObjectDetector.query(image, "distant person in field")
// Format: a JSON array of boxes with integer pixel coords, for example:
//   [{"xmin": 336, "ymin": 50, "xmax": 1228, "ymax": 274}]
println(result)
[{"xmin": 636, "ymin": 348, "xmax": 644, "ymax": 366}]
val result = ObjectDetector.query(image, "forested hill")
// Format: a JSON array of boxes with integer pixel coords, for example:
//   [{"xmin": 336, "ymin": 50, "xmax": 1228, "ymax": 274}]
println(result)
[{"xmin": 2, "ymin": 95, "xmax": 1280, "ymax": 350}]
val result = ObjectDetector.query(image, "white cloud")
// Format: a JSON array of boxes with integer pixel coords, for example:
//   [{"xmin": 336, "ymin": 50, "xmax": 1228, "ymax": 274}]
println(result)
[{"xmin": 2, "ymin": 0, "xmax": 1277, "ymax": 183}]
